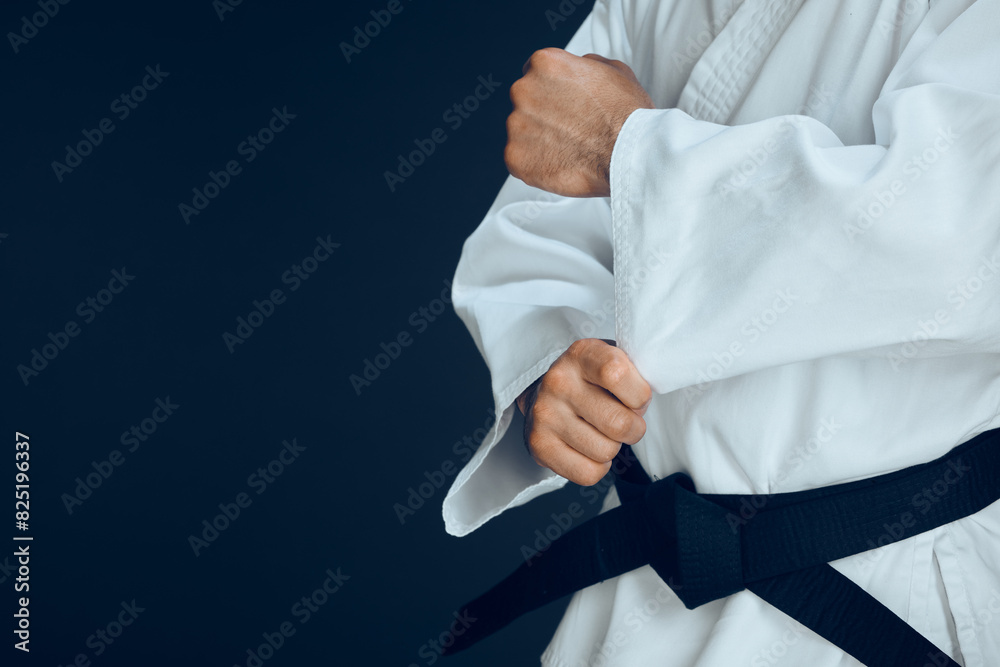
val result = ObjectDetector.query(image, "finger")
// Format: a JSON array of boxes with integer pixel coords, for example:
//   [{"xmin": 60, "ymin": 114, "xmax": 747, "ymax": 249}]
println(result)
[
  {"xmin": 522, "ymin": 47, "xmax": 553, "ymax": 76},
  {"xmin": 581, "ymin": 53, "xmax": 613, "ymax": 64},
  {"xmin": 576, "ymin": 342, "xmax": 652, "ymax": 410},
  {"xmin": 568, "ymin": 384, "xmax": 647, "ymax": 445},
  {"xmin": 523, "ymin": 47, "xmax": 572, "ymax": 76},
  {"xmin": 554, "ymin": 412, "xmax": 624, "ymax": 462},
  {"xmin": 528, "ymin": 432, "xmax": 613, "ymax": 487}
]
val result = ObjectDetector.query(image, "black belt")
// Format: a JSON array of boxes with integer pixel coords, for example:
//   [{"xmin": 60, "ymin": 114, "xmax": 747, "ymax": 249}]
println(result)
[{"xmin": 440, "ymin": 426, "xmax": 1000, "ymax": 666}]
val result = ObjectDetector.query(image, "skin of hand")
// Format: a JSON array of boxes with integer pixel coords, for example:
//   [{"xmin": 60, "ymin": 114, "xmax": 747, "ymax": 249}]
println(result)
[
  {"xmin": 504, "ymin": 48, "xmax": 655, "ymax": 198},
  {"xmin": 516, "ymin": 338, "xmax": 652, "ymax": 486}
]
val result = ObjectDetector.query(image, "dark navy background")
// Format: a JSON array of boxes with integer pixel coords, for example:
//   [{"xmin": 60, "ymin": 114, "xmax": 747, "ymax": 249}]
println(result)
[{"xmin": 1, "ymin": 0, "xmax": 604, "ymax": 665}]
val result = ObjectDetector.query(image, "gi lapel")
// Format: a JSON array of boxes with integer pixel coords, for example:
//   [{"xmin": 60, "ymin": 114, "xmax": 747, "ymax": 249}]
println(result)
[{"xmin": 676, "ymin": 0, "xmax": 807, "ymax": 123}]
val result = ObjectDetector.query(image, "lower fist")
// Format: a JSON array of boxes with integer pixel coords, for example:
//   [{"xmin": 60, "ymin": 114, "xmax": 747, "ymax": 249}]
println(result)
[{"xmin": 518, "ymin": 338, "xmax": 652, "ymax": 485}]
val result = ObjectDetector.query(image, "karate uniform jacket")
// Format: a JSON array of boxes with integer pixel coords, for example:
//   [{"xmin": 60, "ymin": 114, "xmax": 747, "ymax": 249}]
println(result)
[{"xmin": 443, "ymin": 0, "xmax": 1000, "ymax": 664}]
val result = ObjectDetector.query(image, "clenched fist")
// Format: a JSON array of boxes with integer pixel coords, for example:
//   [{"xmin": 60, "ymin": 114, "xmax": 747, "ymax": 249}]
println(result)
[
  {"xmin": 505, "ymin": 48, "xmax": 655, "ymax": 197},
  {"xmin": 517, "ymin": 338, "xmax": 652, "ymax": 486}
]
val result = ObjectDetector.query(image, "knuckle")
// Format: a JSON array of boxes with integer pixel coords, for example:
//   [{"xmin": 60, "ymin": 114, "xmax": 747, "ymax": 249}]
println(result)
[
  {"xmin": 542, "ymin": 366, "xmax": 572, "ymax": 395},
  {"xmin": 638, "ymin": 382, "xmax": 653, "ymax": 407},
  {"xmin": 506, "ymin": 111, "xmax": 527, "ymax": 137},
  {"xmin": 578, "ymin": 461, "xmax": 611, "ymax": 486},
  {"xmin": 634, "ymin": 416, "xmax": 647, "ymax": 441},
  {"xmin": 623, "ymin": 416, "xmax": 647, "ymax": 444},
  {"xmin": 600, "ymin": 359, "xmax": 628, "ymax": 388},
  {"xmin": 509, "ymin": 78, "xmax": 525, "ymax": 101},
  {"xmin": 605, "ymin": 409, "xmax": 630, "ymax": 439},
  {"xmin": 596, "ymin": 441, "xmax": 622, "ymax": 463},
  {"xmin": 567, "ymin": 338, "xmax": 599, "ymax": 365},
  {"xmin": 530, "ymin": 395, "xmax": 556, "ymax": 423},
  {"xmin": 533, "ymin": 47, "xmax": 559, "ymax": 64},
  {"xmin": 604, "ymin": 344, "xmax": 628, "ymax": 363}
]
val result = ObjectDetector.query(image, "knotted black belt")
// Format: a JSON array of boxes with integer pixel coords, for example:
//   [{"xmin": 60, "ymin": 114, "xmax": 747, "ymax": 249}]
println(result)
[{"xmin": 440, "ymin": 426, "xmax": 1000, "ymax": 666}]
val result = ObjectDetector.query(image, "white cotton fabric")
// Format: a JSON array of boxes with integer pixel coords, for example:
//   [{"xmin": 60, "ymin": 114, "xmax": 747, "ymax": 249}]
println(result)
[{"xmin": 442, "ymin": 0, "xmax": 1000, "ymax": 664}]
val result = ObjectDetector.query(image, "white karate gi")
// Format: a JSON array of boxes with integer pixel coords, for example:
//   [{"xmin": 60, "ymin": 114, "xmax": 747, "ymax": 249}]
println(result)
[{"xmin": 443, "ymin": 0, "xmax": 1000, "ymax": 664}]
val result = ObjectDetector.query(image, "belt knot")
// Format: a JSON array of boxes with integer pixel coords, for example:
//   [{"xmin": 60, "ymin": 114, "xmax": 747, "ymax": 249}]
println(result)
[{"xmin": 641, "ymin": 473, "xmax": 745, "ymax": 609}]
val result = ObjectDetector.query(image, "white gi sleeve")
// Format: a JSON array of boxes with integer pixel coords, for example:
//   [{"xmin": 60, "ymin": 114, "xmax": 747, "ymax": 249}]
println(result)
[
  {"xmin": 610, "ymin": 0, "xmax": 1000, "ymax": 397},
  {"xmin": 442, "ymin": 0, "xmax": 635, "ymax": 537}
]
